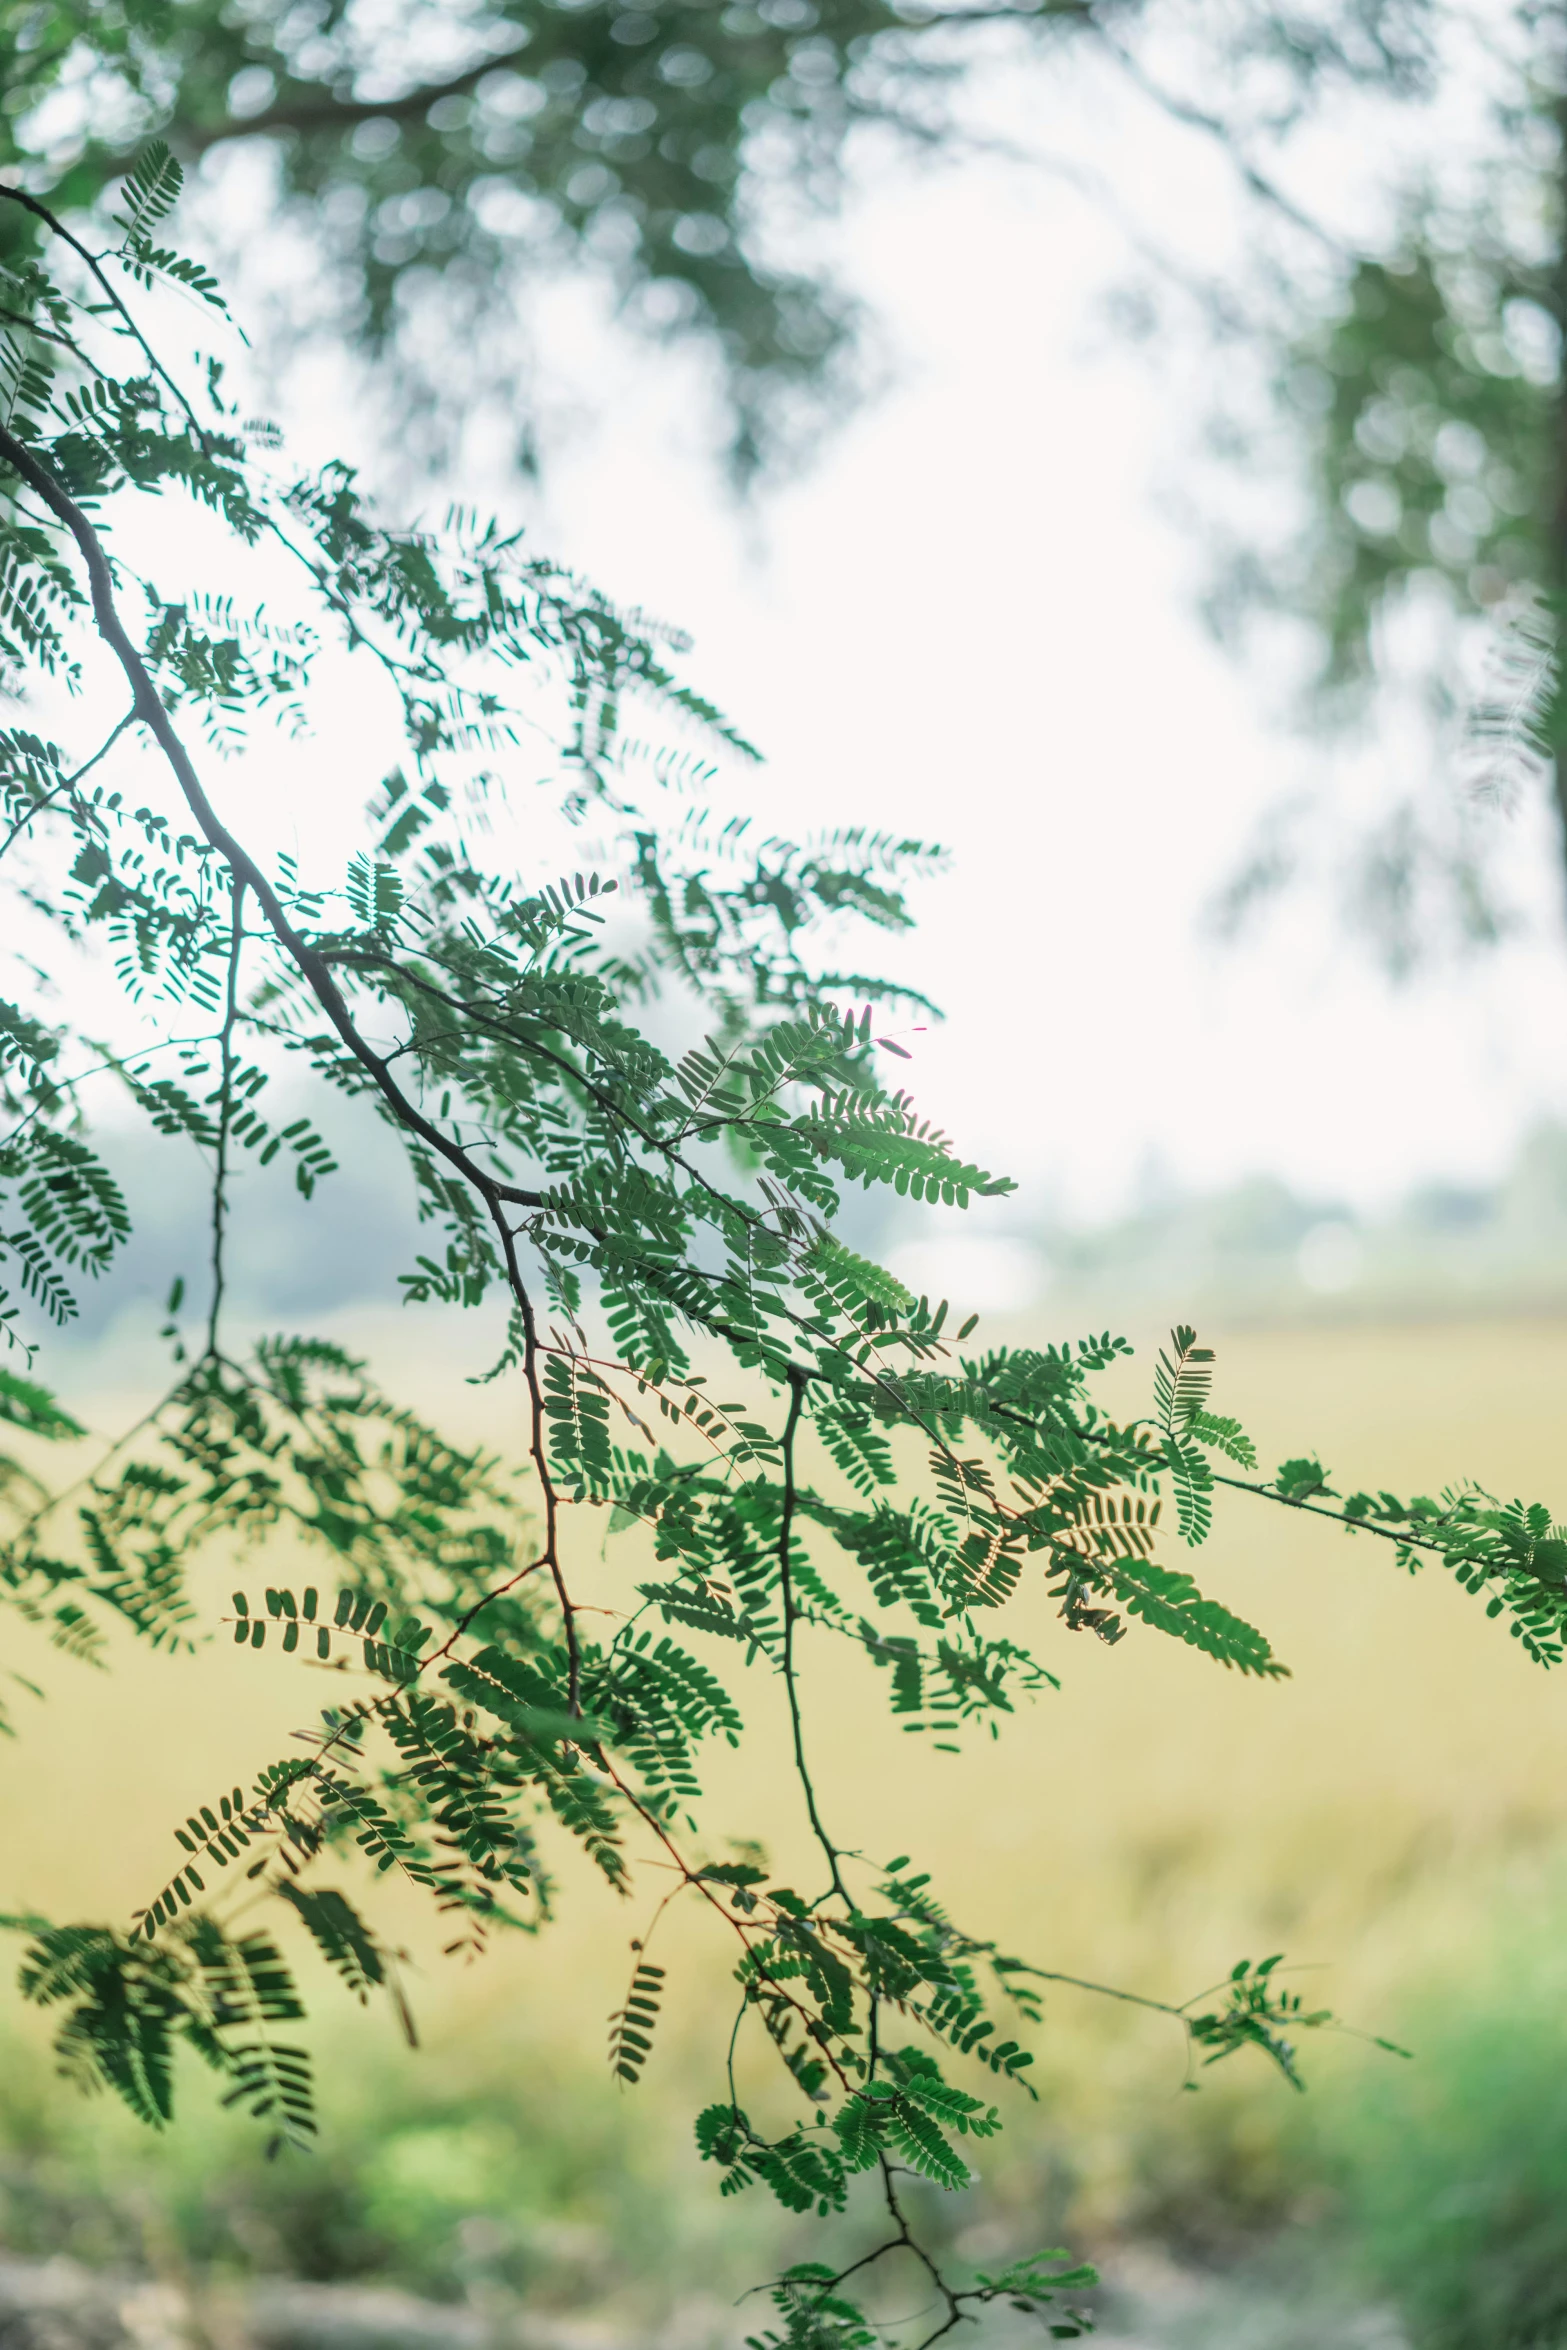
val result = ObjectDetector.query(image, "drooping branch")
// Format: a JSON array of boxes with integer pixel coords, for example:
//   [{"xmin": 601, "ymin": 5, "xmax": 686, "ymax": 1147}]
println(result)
[
  {"xmin": 0, "ymin": 419, "xmax": 545, "ymax": 1223},
  {"xmin": 0, "ymin": 708, "xmax": 133, "ymax": 866},
  {"xmin": 178, "ymin": 45, "xmax": 532, "ymax": 154},
  {"xmin": 777, "ymin": 1363, "xmax": 850, "ymax": 1905},
  {"xmin": 1089, "ymin": 23, "xmax": 1354, "ymax": 260},
  {"xmin": 0, "ymin": 187, "xmax": 209, "ymax": 443},
  {"xmin": 206, "ymin": 874, "xmax": 247, "ymax": 1358},
  {"xmin": 0, "ymin": 407, "xmax": 587, "ymax": 1743}
]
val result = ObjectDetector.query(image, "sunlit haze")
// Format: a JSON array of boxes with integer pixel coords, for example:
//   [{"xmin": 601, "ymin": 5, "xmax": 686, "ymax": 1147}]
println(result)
[{"xmin": 276, "ymin": 49, "xmax": 1567, "ymax": 1226}]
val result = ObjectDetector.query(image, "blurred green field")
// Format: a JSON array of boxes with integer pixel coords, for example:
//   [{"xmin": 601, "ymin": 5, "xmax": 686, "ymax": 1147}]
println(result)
[{"xmin": 6, "ymin": 1310, "xmax": 1567, "ymax": 2332}]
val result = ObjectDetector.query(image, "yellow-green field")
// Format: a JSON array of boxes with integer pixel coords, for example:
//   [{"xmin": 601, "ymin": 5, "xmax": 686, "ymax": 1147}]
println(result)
[{"xmin": 6, "ymin": 1310, "xmax": 1567, "ymax": 2247}]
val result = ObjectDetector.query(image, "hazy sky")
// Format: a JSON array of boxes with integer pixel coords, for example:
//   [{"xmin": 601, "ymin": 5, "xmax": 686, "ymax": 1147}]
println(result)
[{"xmin": 457, "ymin": 59, "xmax": 1566, "ymax": 1225}]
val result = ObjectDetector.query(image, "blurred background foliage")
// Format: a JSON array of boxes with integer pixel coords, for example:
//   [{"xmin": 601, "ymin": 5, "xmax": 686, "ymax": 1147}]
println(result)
[
  {"xmin": 48, "ymin": 1103, "xmax": 1567, "ymax": 1351},
  {"xmin": 0, "ymin": 0, "xmax": 1439, "ymax": 477},
  {"xmin": 13, "ymin": 1688, "xmax": 1567, "ymax": 2350},
  {"xmin": 7, "ymin": 0, "xmax": 1563, "ymax": 958}
]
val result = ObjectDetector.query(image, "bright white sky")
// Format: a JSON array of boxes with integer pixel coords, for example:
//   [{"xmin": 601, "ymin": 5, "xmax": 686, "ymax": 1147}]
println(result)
[{"xmin": 482, "ymin": 79, "xmax": 1567, "ymax": 1226}]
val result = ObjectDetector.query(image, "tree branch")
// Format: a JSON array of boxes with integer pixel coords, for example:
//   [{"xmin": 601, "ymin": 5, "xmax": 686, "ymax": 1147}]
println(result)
[
  {"xmin": 179, "ymin": 46, "xmax": 530, "ymax": 154},
  {"xmin": 0, "ymin": 187, "xmax": 208, "ymax": 442},
  {"xmin": 0, "ymin": 708, "xmax": 132, "ymax": 866},
  {"xmin": 0, "ymin": 421, "xmax": 545, "ymax": 1224},
  {"xmin": 778, "ymin": 1363, "xmax": 849, "ymax": 1904},
  {"xmin": 206, "ymin": 875, "xmax": 247, "ymax": 1357},
  {"xmin": 1091, "ymin": 23, "xmax": 1353, "ymax": 260}
]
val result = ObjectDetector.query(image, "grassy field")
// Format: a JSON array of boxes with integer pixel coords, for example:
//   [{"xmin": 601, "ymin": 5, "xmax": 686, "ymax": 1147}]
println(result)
[{"xmin": 5, "ymin": 1308, "xmax": 1567, "ymax": 2310}]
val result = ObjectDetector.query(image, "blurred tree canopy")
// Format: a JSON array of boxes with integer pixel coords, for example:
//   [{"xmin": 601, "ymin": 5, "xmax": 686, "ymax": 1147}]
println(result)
[
  {"xmin": 1202, "ymin": 2, "xmax": 1565, "ymax": 955},
  {"xmin": 0, "ymin": 0, "xmax": 1435, "ymax": 476},
  {"xmin": 7, "ymin": 1, "xmax": 1559, "ymax": 943}
]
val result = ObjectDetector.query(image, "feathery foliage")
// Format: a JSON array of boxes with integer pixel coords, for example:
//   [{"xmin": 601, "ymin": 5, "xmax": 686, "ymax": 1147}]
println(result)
[{"xmin": 0, "ymin": 154, "xmax": 1562, "ymax": 2348}]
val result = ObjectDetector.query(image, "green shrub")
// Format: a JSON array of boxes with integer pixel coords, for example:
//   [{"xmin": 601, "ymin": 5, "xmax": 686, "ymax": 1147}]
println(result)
[
  {"xmin": 1314, "ymin": 1928, "xmax": 1567, "ymax": 2350},
  {"xmin": 0, "ymin": 2023, "xmax": 743, "ymax": 2308},
  {"xmin": 1124, "ymin": 1884, "xmax": 1567, "ymax": 2349}
]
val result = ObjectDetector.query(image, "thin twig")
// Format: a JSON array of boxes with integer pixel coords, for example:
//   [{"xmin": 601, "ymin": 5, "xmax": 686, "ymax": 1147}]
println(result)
[
  {"xmin": 177, "ymin": 42, "xmax": 531, "ymax": 154},
  {"xmin": 206, "ymin": 875, "xmax": 246, "ymax": 1357},
  {"xmin": 778, "ymin": 1364, "xmax": 849, "ymax": 1905},
  {"xmin": 0, "ymin": 186, "xmax": 209, "ymax": 442},
  {"xmin": 0, "ymin": 707, "xmax": 133, "ymax": 865},
  {"xmin": 1091, "ymin": 24, "xmax": 1354, "ymax": 259},
  {"xmin": 0, "ymin": 421, "xmax": 548, "ymax": 1233}
]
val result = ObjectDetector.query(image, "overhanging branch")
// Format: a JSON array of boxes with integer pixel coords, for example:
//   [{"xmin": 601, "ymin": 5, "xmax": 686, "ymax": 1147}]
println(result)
[
  {"xmin": 0, "ymin": 418, "xmax": 544, "ymax": 1218},
  {"xmin": 179, "ymin": 45, "xmax": 531, "ymax": 154}
]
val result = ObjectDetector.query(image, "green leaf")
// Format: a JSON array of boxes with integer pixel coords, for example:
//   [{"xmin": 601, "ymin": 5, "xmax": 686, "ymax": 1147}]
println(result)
[
  {"xmin": 0, "ymin": 1365, "xmax": 84, "ymax": 1439},
  {"xmin": 113, "ymin": 144, "xmax": 183, "ymax": 245}
]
